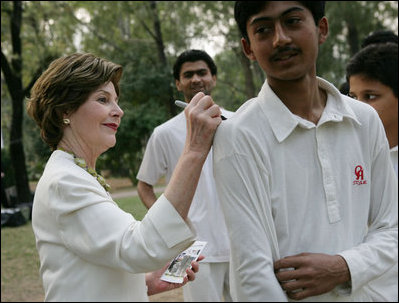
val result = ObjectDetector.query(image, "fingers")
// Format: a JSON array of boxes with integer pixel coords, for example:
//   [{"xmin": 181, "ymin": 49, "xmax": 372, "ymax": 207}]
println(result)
[
  {"xmin": 186, "ymin": 92, "xmax": 222, "ymax": 123},
  {"xmin": 186, "ymin": 268, "xmax": 196, "ymax": 282},
  {"xmin": 189, "ymin": 92, "xmax": 206, "ymax": 106},
  {"xmin": 185, "ymin": 262, "xmax": 198, "ymax": 282},
  {"xmin": 185, "ymin": 255, "xmax": 205, "ymax": 282},
  {"xmin": 275, "ymin": 267, "xmax": 298, "ymax": 282}
]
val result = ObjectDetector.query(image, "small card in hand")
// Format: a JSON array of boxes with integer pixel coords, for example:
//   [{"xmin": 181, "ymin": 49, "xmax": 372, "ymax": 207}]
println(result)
[{"xmin": 160, "ymin": 241, "xmax": 207, "ymax": 283}]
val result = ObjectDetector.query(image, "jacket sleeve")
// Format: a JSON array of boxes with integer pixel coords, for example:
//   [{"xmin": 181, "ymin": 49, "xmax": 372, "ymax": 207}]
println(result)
[{"xmin": 51, "ymin": 172, "xmax": 195, "ymax": 274}]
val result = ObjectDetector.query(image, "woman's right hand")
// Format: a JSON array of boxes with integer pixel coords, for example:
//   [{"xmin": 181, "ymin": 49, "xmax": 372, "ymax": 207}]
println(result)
[{"xmin": 183, "ymin": 92, "xmax": 222, "ymax": 158}]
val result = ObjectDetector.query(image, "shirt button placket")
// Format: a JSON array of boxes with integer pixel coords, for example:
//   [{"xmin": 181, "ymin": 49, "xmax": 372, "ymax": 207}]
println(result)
[{"xmin": 316, "ymin": 127, "xmax": 341, "ymax": 223}]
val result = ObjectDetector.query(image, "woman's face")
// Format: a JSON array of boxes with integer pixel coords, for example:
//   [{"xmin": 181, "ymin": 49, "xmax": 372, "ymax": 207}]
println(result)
[{"xmin": 66, "ymin": 81, "xmax": 124, "ymax": 155}]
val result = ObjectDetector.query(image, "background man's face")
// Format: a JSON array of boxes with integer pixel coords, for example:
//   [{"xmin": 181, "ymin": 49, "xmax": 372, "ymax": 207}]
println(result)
[{"xmin": 176, "ymin": 60, "xmax": 216, "ymax": 101}]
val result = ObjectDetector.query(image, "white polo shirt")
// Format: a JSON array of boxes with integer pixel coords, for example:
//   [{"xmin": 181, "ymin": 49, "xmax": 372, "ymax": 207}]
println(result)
[
  {"xmin": 391, "ymin": 145, "xmax": 398, "ymax": 176},
  {"xmin": 137, "ymin": 108, "xmax": 234, "ymax": 263},
  {"xmin": 213, "ymin": 78, "xmax": 398, "ymax": 301}
]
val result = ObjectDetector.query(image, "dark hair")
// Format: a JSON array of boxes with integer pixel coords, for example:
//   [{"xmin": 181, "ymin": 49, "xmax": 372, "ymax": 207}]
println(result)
[
  {"xmin": 339, "ymin": 81, "xmax": 350, "ymax": 95},
  {"xmin": 234, "ymin": 1, "xmax": 326, "ymax": 42},
  {"xmin": 361, "ymin": 30, "xmax": 398, "ymax": 48},
  {"xmin": 27, "ymin": 53, "xmax": 123, "ymax": 150},
  {"xmin": 173, "ymin": 49, "xmax": 217, "ymax": 80},
  {"xmin": 346, "ymin": 42, "xmax": 398, "ymax": 98}
]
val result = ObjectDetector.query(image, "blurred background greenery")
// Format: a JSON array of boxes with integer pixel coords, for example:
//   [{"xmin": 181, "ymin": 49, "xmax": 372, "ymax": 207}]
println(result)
[{"xmin": 1, "ymin": 1, "xmax": 398, "ymax": 203}]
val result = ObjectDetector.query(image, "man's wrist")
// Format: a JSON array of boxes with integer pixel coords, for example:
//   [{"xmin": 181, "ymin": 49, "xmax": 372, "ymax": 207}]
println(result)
[{"xmin": 334, "ymin": 255, "xmax": 351, "ymax": 284}]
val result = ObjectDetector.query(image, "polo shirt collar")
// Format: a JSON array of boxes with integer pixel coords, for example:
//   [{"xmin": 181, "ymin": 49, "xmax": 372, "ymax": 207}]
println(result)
[{"xmin": 258, "ymin": 77, "xmax": 361, "ymax": 143}]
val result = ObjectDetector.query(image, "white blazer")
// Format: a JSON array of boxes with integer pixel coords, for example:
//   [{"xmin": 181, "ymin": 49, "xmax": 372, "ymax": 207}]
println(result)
[{"xmin": 32, "ymin": 150, "xmax": 195, "ymax": 302}]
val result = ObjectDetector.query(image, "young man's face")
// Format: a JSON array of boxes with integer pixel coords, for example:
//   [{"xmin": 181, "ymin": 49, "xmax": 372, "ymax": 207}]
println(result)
[
  {"xmin": 176, "ymin": 60, "xmax": 216, "ymax": 102},
  {"xmin": 241, "ymin": 1, "xmax": 328, "ymax": 83}
]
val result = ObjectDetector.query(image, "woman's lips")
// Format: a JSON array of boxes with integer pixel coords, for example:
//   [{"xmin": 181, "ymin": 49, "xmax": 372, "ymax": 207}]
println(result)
[{"xmin": 103, "ymin": 123, "xmax": 118, "ymax": 131}]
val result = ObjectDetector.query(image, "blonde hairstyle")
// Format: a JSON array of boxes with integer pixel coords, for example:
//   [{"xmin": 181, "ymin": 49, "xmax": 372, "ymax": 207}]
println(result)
[{"xmin": 27, "ymin": 53, "xmax": 123, "ymax": 150}]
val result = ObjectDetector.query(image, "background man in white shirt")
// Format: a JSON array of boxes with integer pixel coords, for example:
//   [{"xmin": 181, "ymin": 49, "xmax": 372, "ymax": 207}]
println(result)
[
  {"xmin": 137, "ymin": 49, "xmax": 234, "ymax": 302},
  {"xmin": 213, "ymin": 1, "xmax": 397, "ymax": 301}
]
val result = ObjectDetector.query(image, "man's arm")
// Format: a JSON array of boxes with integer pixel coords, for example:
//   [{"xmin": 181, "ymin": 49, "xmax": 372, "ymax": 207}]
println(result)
[{"xmin": 137, "ymin": 181, "xmax": 157, "ymax": 209}]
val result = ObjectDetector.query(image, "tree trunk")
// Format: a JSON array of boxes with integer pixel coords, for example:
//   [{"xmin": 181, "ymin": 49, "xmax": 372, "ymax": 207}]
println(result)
[
  {"xmin": 149, "ymin": 1, "xmax": 176, "ymax": 117},
  {"xmin": 1, "ymin": 1, "xmax": 32, "ymax": 204},
  {"xmin": 346, "ymin": 21, "xmax": 360, "ymax": 56},
  {"xmin": 236, "ymin": 49, "xmax": 256, "ymax": 99}
]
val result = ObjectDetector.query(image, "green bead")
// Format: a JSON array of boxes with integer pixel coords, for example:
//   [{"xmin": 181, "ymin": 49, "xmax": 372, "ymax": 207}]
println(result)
[
  {"xmin": 58, "ymin": 149, "xmax": 111, "ymax": 192},
  {"xmin": 87, "ymin": 167, "xmax": 96, "ymax": 176}
]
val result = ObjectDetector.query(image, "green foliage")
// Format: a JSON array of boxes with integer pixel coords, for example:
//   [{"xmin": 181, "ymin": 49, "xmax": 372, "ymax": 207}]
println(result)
[
  {"xmin": 1, "ymin": 1, "xmax": 397, "ymax": 185},
  {"xmin": 1, "ymin": 148, "xmax": 15, "ymax": 188},
  {"xmin": 23, "ymin": 110, "xmax": 51, "ymax": 181},
  {"xmin": 318, "ymin": 1, "xmax": 398, "ymax": 86}
]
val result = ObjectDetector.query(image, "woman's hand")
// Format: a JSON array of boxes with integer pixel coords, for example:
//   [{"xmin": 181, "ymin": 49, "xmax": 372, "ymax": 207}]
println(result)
[
  {"xmin": 146, "ymin": 255, "xmax": 205, "ymax": 296},
  {"xmin": 183, "ymin": 92, "xmax": 222, "ymax": 157}
]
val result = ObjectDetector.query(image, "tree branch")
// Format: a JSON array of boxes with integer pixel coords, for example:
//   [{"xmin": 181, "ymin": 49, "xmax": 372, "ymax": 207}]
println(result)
[{"xmin": 1, "ymin": 49, "xmax": 18, "ymax": 101}]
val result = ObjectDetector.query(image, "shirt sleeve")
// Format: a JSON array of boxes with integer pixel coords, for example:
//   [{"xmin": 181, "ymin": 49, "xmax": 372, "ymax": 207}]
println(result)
[
  {"xmin": 339, "ymin": 129, "xmax": 398, "ymax": 293},
  {"xmin": 51, "ymin": 172, "xmax": 195, "ymax": 274},
  {"xmin": 136, "ymin": 129, "xmax": 167, "ymax": 185},
  {"xmin": 213, "ymin": 127, "xmax": 287, "ymax": 301}
]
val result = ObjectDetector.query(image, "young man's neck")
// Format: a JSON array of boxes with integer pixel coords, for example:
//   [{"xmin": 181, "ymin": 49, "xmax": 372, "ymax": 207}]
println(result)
[
  {"xmin": 268, "ymin": 75, "xmax": 327, "ymax": 124},
  {"xmin": 386, "ymin": 123, "xmax": 398, "ymax": 149}
]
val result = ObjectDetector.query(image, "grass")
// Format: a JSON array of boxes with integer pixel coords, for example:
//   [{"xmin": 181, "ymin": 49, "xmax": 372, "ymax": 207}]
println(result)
[
  {"xmin": 1, "ymin": 195, "xmax": 150, "ymax": 302},
  {"xmin": 116, "ymin": 196, "xmax": 149, "ymax": 220}
]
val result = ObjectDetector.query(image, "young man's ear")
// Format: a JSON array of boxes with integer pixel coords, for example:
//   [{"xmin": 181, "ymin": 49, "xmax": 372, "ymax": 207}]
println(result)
[
  {"xmin": 175, "ymin": 79, "xmax": 182, "ymax": 92},
  {"xmin": 241, "ymin": 37, "xmax": 257, "ymax": 61},
  {"xmin": 212, "ymin": 74, "xmax": 217, "ymax": 86},
  {"xmin": 318, "ymin": 16, "xmax": 329, "ymax": 45}
]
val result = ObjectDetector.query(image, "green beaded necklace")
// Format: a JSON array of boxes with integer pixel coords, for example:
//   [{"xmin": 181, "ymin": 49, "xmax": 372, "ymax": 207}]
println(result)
[{"xmin": 58, "ymin": 148, "xmax": 111, "ymax": 192}]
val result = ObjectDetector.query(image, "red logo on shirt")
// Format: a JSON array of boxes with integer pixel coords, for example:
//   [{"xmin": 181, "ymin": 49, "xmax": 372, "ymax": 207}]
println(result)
[{"xmin": 353, "ymin": 165, "xmax": 367, "ymax": 185}]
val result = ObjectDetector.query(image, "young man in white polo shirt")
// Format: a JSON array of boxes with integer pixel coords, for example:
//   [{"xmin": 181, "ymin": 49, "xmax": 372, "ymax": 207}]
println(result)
[
  {"xmin": 213, "ymin": 1, "xmax": 397, "ymax": 301},
  {"xmin": 137, "ymin": 50, "xmax": 234, "ymax": 302}
]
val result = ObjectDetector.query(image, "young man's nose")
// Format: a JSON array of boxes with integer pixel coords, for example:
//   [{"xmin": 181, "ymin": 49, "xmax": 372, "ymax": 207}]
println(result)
[{"xmin": 273, "ymin": 22, "xmax": 291, "ymax": 48}]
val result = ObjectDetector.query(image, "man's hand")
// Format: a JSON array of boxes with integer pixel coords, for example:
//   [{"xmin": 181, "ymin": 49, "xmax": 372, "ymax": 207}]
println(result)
[
  {"xmin": 146, "ymin": 255, "xmax": 205, "ymax": 296},
  {"xmin": 274, "ymin": 253, "xmax": 350, "ymax": 300}
]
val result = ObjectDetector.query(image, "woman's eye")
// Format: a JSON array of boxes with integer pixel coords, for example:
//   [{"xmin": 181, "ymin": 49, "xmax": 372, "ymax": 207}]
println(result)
[
  {"xmin": 98, "ymin": 97, "xmax": 107, "ymax": 103},
  {"xmin": 367, "ymin": 94, "xmax": 377, "ymax": 100}
]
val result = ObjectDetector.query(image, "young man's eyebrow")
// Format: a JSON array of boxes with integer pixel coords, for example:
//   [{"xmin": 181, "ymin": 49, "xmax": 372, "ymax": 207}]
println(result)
[{"xmin": 250, "ymin": 7, "xmax": 304, "ymax": 26}]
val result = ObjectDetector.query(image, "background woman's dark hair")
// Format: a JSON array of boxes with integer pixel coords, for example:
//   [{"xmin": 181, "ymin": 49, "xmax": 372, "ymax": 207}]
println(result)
[
  {"xmin": 346, "ymin": 42, "xmax": 398, "ymax": 98},
  {"xmin": 173, "ymin": 49, "xmax": 217, "ymax": 80},
  {"xmin": 234, "ymin": 1, "xmax": 326, "ymax": 43},
  {"xmin": 27, "ymin": 53, "xmax": 123, "ymax": 151}
]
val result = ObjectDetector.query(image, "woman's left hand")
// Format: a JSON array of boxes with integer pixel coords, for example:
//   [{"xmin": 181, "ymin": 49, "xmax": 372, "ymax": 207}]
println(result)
[{"xmin": 146, "ymin": 255, "xmax": 205, "ymax": 296}]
